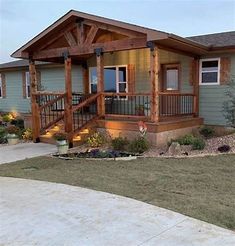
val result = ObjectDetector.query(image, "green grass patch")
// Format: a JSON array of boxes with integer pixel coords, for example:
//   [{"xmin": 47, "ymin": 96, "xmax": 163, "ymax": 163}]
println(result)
[{"xmin": 0, "ymin": 154, "xmax": 234, "ymax": 230}]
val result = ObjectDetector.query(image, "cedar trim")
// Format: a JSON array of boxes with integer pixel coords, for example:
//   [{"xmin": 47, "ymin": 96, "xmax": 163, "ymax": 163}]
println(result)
[
  {"xmin": 31, "ymin": 37, "xmax": 147, "ymax": 60},
  {"xmin": 161, "ymin": 63, "xmax": 181, "ymax": 92}
]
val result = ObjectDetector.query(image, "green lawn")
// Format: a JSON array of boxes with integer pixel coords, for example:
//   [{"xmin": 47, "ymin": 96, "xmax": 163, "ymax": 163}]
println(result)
[{"xmin": 0, "ymin": 155, "xmax": 235, "ymax": 230}]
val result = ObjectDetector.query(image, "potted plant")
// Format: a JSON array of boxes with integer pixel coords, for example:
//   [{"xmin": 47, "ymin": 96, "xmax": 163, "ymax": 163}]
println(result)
[
  {"xmin": 53, "ymin": 132, "xmax": 68, "ymax": 154},
  {"xmin": 135, "ymin": 105, "xmax": 145, "ymax": 116},
  {"xmin": 6, "ymin": 125, "xmax": 20, "ymax": 145}
]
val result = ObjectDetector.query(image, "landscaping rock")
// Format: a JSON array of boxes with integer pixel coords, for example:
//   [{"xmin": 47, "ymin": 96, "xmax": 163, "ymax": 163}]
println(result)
[{"xmin": 168, "ymin": 142, "xmax": 181, "ymax": 156}]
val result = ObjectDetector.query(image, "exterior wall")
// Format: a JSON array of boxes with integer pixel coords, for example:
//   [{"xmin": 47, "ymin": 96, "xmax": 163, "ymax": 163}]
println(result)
[
  {"xmin": 0, "ymin": 65, "xmax": 83, "ymax": 114},
  {"xmin": 199, "ymin": 53, "xmax": 235, "ymax": 126},
  {"xmin": 87, "ymin": 48, "xmax": 193, "ymax": 93}
]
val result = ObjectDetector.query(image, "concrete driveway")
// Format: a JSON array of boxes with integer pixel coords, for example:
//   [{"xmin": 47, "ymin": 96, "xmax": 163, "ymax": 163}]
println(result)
[
  {"xmin": 0, "ymin": 177, "xmax": 234, "ymax": 246},
  {"xmin": 0, "ymin": 143, "xmax": 56, "ymax": 164}
]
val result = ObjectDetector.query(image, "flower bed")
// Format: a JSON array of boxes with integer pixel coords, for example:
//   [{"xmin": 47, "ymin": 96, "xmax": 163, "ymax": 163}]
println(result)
[{"xmin": 52, "ymin": 149, "xmax": 138, "ymax": 161}]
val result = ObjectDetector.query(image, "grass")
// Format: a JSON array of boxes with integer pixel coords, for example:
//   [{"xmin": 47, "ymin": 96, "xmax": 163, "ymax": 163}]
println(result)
[{"xmin": 0, "ymin": 155, "xmax": 235, "ymax": 230}]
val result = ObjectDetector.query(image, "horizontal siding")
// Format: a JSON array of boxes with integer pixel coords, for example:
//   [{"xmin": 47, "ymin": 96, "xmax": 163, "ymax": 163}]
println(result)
[
  {"xmin": 199, "ymin": 54, "xmax": 235, "ymax": 126},
  {"xmin": 0, "ymin": 65, "xmax": 83, "ymax": 113}
]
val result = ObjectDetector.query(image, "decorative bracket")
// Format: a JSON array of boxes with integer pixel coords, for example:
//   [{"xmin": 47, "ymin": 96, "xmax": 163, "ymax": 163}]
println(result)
[
  {"xmin": 62, "ymin": 51, "xmax": 70, "ymax": 60},
  {"xmin": 146, "ymin": 41, "xmax": 155, "ymax": 51},
  {"xmin": 94, "ymin": 48, "xmax": 103, "ymax": 57}
]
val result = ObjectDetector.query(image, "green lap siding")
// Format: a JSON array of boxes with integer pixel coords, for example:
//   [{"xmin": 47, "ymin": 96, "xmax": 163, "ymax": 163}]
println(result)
[
  {"xmin": 199, "ymin": 54, "xmax": 235, "ymax": 126},
  {"xmin": 0, "ymin": 71, "xmax": 31, "ymax": 113},
  {"xmin": 0, "ymin": 65, "xmax": 83, "ymax": 113}
]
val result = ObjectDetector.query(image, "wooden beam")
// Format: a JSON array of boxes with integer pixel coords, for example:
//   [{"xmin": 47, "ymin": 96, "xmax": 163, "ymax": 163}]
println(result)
[
  {"xmin": 32, "ymin": 37, "xmax": 147, "ymax": 59},
  {"xmin": 193, "ymin": 58, "xmax": 200, "ymax": 117},
  {"xmin": 150, "ymin": 46, "xmax": 160, "ymax": 122},
  {"xmin": 39, "ymin": 23, "xmax": 77, "ymax": 51},
  {"xmin": 29, "ymin": 60, "xmax": 40, "ymax": 142},
  {"xmin": 84, "ymin": 20, "xmax": 144, "ymax": 38},
  {"xmin": 64, "ymin": 31, "xmax": 77, "ymax": 47},
  {"xmin": 96, "ymin": 49, "xmax": 105, "ymax": 116},
  {"xmin": 84, "ymin": 25, "xmax": 98, "ymax": 46},
  {"xmin": 64, "ymin": 57, "xmax": 73, "ymax": 145},
  {"xmin": 76, "ymin": 21, "xmax": 84, "ymax": 45}
]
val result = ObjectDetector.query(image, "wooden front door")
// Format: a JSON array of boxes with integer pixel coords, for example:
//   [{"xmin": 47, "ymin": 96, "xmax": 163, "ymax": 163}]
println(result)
[{"xmin": 160, "ymin": 64, "xmax": 181, "ymax": 117}]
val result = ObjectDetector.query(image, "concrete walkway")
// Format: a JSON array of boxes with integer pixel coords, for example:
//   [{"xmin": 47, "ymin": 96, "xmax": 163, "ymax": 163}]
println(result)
[
  {"xmin": 0, "ymin": 143, "xmax": 56, "ymax": 164},
  {"xmin": 0, "ymin": 177, "xmax": 234, "ymax": 246}
]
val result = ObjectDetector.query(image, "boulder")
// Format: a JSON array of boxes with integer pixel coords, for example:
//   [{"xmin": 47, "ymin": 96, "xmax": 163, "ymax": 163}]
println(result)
[{"xmin": 168, "ymin": 142, "xmax": 181, "ymax": 156}]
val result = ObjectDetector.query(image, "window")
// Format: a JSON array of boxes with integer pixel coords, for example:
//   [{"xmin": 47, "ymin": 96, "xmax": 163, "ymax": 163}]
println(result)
[
  {"xmin": 200, "ymin": 58, "xmax": 220, "ymax": 85},
  {"xmin": 163, "ymin": 64, "xmax": 180, "ymax": 91},
  {"xmin": 0, "ymin": 73, "xmax": 2, "ymax": 98},
  {"xmin": 25, "ymin": 72, "xmax": 31, "ymax": 98},
  {"xmin": 89, "ymin": 65, "xmax": 128, "ymax": 95}
]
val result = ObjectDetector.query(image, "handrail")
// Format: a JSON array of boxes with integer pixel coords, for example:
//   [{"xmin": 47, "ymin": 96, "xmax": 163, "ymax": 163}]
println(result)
[
  {"xmin": 103, "ymin": 92, "xmax": 151, "ymax": 96},
  {"xmin": 158, "ymin": 92, "xmax": 194, "ymax": 96},
  {"xmin": 33, "ymin": 91, "xmax": 65, "ymax": 96},
  {"xmin": 39, "ymin": 93, "xmax": 66, "ymax": 111},
  {"xmin": 72, "ymin": 93, "xmax": 101, "ymax": 112}
]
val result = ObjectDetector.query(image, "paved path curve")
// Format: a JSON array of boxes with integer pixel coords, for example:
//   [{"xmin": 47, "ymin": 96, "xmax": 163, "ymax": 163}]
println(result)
[
  {"xmin": 0, "ymin": 177, "xmax": 234, "ymax": 246},
  {"xmin": 0, "ymin": 143, "xmax": 56, "ymax": 164}
]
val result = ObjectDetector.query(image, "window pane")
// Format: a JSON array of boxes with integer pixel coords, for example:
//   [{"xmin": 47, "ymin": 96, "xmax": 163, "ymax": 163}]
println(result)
[
  {"xmin": 202, "ymin": 60, "xmax": 218, "ymax": 68},
  {"xmin": 118, "ymin": 67, "xmax": 127, "ymax": 82},
  {"xmin": 202, "ymin": 72, "xmax": 218, "ymax": 83},
  {"xmin": 90, "ymin": 67, "xmax": 97, "ymax": 84},
  {"xmin": 91, "ymin": 84, "xmax": 97, "ymax": 93},
  {"xmin": 27, "ymin": 85, "xmax": 31, "ymax": 97},
  {"xmin": 119, "ymin": 83, "xmax": 126, "ymax": 92},
  {"xmin": 166, "ymin": 69, "xmax": 178, "ymax": 90},
  {"xmin": 104, "ymin": 67, "xmax": 116, "ymax": 92}
]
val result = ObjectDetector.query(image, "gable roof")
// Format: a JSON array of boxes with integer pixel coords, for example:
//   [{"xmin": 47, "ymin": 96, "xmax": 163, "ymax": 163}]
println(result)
[
  {"xmin": 187, "ymin": 31, "xmax": 235, "ymax": 48},
  {"xmin": 11, "ymin": 9, "xmax": 208, "ymax": 59}
]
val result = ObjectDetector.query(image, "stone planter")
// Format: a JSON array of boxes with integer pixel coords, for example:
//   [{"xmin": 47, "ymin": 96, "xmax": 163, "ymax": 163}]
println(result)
[
  {"xmin": 56, "ymin": 140, "xmax": 69, "ymax": 154},
  {"xmin": 7, "ymin": 134, "xmax": 19, "ymax": 145}
]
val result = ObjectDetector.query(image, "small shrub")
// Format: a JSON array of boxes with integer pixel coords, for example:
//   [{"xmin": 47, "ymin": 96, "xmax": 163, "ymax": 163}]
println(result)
[
  {"xmin": 2, "ymin": 114, "xmax": 12, "ymax": 122},
  {"xmin": 177, "ymin": 134, "xmax": 195, "ymax": 145},
  {"xmin": 192, "ymin": 138, "xmax": 205, "ymax": 150},
  {"xmin": 218, "ymin": 145, "xmax": 231, "ymax": 153},
  {"xmin": 199, "ymin": 126, "xmax": 215, "ymax": 139},
  {"xmin": 22, "ymin": 128, "xmax": 33, "ymax": 141},
  {"xmin": 6, "ymin": 125, "xmax": 20, "ymax": 135},
  {"xmin": 53, "ymin": 132, "xmax": 67, "ymax": 141},
  {"xmin": 87, "ymin": 132, "xmax": 106, "ymax": 148},
  {"xmin": 0, "ymin": 126, "xmax": 7, "ymax": 144},
  {"xmin": 11, "ymin": 118, "xmax": 24, "ymax": 129},
  {"xmin": 128, "ymin": 136, "xmax": 149, "ymax": 154},
  {"xmin": 111, "ymin": 137, "xmax": 129, "ymax": 151}
]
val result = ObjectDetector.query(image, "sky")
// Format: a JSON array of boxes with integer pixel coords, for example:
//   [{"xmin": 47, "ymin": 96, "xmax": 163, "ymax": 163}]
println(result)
[{"xmin": 0, "ymin": 0, "xmax": 235, "ymax": 63}]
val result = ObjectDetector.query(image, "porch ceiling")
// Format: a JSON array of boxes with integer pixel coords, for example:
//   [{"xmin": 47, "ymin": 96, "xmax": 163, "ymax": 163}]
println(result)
[{"xmin": 11, "ymin": 10, "xmax": 209, "ymax": 61}]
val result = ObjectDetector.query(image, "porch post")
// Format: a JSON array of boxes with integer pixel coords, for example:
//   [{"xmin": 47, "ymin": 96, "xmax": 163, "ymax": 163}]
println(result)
[
  {"xmin": 193, "ymin": 58, "xmax": 200, "ymax": 117},
  {"xmin": 64, "ymin": 53, "xmax": 73, "ymax": 145},
  {"xmin": 95, "ymin": 48, "xmax": 105, "ymax": 117},
  {"xmin": 29, "ymin": 60, "xmax": 40, "ymax": 142},
  {"xmin": 148, "ymin": 42, "xmax": 160, "ymax": 122}
]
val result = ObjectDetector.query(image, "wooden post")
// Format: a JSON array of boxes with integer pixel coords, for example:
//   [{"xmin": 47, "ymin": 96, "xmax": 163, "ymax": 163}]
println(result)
[
  {"xmin": 64, "ymin": 55, "xmax": 73, "ymax": 146},
  {"xmin": 95, "ymin": 48, "xmax": 105, "ymax": 116},
  {"xmin": 29, "ymin": 60, "xmax": 40, "ymax": 142},
  {"xmin": 148, "ymin": 43, "xmax": 160, "ymax": 122},
  {"xmin": 193, "ymin": 58, "xmax": 200, "ymax": 117}
]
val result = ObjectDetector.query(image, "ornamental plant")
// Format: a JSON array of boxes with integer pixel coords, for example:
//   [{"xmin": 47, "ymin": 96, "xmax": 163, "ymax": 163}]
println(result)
[
  {"xmin": 87, "ymin": 132, "xmax": 106, "ymax": 148},
  {"xmin": 6, "ymin": 125, "xmax": 20, "ymax": 135},
  {"xmin": 53, "ymin": 132, "xmax": 67, "ymax": 141}
]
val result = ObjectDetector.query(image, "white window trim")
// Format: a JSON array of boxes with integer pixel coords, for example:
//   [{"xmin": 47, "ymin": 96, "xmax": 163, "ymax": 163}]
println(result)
[
  {"xmin": 199, "ymin": 58, "xmax": 220, "ymax": 85},
  {"xmin": 89, "ymin": 65, "xmax": 128, "ymax": 96},
  {"xmin": 25, "ymin": 71, "xmax": 31, "ymax": 98},
  {"xmin": 0, "ymin": 73, "xmax": 2, "ymax": 98}
]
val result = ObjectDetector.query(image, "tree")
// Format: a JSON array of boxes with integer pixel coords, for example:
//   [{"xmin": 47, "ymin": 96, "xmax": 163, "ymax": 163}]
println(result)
[{"xmin": 223, "ymin": 76, "xmax": 235, "ymax": 127}]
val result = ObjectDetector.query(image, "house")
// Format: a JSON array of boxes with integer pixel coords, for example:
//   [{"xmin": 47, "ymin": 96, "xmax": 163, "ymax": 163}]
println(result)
[{"xmin": 0, "ymin": 10, "xmax": 234, "ymax": 146}]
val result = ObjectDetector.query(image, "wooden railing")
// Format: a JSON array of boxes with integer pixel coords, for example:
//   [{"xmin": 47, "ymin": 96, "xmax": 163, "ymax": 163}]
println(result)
[
  {"xmin": 72, "ymin": 93, "xmax": 100, "ymax": 134},
  {"xmin": 72, "ymin": 92, "xmax": 93, "ymax": 106},
  {"xmin": 34, "ymin": 92, "xmax": 66, "ymax": 131},
  {"xmin": 103, "ymin": 93, "xmax": 151, "ymax": 118},
  {"xmin": 159, "ymin": 92, "xmax": 195, "ymax": 117}
]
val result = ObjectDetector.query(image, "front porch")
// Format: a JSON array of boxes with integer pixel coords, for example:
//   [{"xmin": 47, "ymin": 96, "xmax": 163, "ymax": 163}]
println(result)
[{"xmin": 12, "ymin": 11, "xmax": 205, "ymax": 146}]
